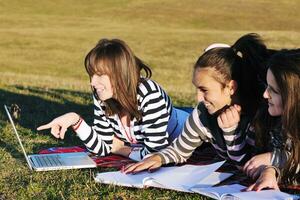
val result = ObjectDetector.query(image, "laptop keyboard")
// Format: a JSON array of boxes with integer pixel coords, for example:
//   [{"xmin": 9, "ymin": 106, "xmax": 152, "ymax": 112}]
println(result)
[{"xmin": 35, "ymin": 155, "xmax": 63, "ymax": 167}]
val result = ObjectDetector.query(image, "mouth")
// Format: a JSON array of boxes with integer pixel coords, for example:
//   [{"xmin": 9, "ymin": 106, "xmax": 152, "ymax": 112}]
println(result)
[
  {"xmin": 95, "ymin": 88, "xmax": 105, "ymax": 94},
  {"xmin": 96, "ymin": 88, "xmax": 105, "ymax": 93},
  {"xmin": 204, "ymin": 102, "xmax": 213, "ymax": 110},
  {"xmin": 204, "ymin": 101, "xmax": 211, "ymax": 106}
]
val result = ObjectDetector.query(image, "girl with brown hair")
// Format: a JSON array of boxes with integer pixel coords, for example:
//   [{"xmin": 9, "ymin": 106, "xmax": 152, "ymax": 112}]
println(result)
[
  {"xmin": 37, "ymin": 39, "xmax": 190, "ymax": 161},
  {"xmin": 123, "ymin": 33, "xmax": 275, "ymax": 173},
  {"xmin": 245, "ymin": 49, "xmax": 300, "ymax": 191}
]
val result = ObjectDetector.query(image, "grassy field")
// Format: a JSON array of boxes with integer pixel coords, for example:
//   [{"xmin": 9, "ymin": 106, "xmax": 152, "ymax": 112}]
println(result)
[{"xmin": 0, "ymin": 0, "xmax": 299, "ymax": 199}]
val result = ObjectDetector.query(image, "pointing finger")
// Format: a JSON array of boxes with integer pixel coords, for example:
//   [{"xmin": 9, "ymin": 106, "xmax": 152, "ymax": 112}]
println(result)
[{"xmin": 37, "ymin": 122, "xmax": 53, "ymax": 131}]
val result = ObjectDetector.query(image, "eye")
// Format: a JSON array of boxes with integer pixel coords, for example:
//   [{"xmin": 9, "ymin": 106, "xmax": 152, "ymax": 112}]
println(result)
[
  {"xmin": 266, "ymin": 85, "xmax": 279, "ymax": 94},
  {"xmin": 198, "ymin": 87, "xmax": 208, "ymax": 93}
]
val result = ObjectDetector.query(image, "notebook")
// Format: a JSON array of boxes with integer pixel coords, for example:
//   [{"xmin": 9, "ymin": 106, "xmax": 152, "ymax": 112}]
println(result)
[
  {"xmin": 190, "ymin": 184, "xmax": 298, "ymax": 200},
  {"xmin": 95, "ymin": 161, "xmax": 232, "ymax": 192},
  {"xmin": 4, "ymin": 104, "xmax": 97, "ymax": 171}
]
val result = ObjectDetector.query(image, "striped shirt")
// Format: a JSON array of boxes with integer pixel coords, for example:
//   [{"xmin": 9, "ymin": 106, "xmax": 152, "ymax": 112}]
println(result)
[
  {"xmin": 156, "ymin": 102, "xmax": 255, "ymax": 166},
  {"xmin": 75, "ymin": 79, "xmax": 173, "ymax": 160}
]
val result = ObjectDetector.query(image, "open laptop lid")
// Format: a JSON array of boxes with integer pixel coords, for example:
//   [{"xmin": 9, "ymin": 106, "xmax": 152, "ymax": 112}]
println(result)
[{"xmin": 4, "ymin": 105, "xmax": 33, "ymax": 170}]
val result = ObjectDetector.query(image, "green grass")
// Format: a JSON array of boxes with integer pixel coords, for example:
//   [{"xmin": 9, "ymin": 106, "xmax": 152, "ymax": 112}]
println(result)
[{"xmin": 0, "ymin": 0, "xmax": 300, "ymax": 199}]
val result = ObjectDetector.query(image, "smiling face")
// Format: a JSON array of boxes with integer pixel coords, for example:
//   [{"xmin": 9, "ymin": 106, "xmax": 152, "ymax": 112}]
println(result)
[
  {"xmin": 192, "ymin": 68, "xmax": 233, "ymax": 114},
  {"xmin": 263, "ymin": 69, "xmax": 283, "ymax": 116},
  {"xmin": 91, "ymin": 74, "xmax": 113, "ymax": 101}
]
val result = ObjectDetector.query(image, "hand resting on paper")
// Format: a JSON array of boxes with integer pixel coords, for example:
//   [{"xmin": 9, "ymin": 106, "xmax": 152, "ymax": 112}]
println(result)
[
  {"xmin": 122, "ymin": 154, "xmax": 162, "ymax": 174},
  {"xmin": 243, "ymin": 152, "xmax": 272, "ymax": 179},
  {"xmin": 246, "ymin": 166, "xmax": 279, "ymax": 191},
  {"xmin": 37, "ymin": 112, "xmax": 80, "ymax": 139}
]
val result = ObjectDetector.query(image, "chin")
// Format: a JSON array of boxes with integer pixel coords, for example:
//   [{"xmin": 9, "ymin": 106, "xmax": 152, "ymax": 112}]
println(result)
[
  {"xmin": 268, "ymin": 108, "xmax": 281, "ymax": 117},
  {"xmin": 207, "ymin": 108, "xmax": 216, "ymax": 115},
  {"xmin": 100, "ymin": 95, "xmax": 113, "ymax": 101}
]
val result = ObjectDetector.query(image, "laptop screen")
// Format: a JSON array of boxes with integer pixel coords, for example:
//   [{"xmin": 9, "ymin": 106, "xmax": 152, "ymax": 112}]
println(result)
[{"xmin": 4, "ymin": 105, "xmax": 33, "ymax": 170}]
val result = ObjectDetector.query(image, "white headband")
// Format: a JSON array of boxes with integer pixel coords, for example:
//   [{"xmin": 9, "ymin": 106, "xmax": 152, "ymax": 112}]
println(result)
[{"xmin": 204, "ymin": 43, "xmax": 230, "ymax": 52}]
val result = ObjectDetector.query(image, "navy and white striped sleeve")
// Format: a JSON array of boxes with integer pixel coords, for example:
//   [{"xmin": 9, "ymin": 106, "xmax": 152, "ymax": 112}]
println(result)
[{"xmin": 75, "ymin": 97, "xmax": 114, "ymax": 156}]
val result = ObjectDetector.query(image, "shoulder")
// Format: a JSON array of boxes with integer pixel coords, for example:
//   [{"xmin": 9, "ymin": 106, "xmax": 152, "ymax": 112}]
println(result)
[
  {"xmin": 137, "ymin": 79, "xmax": 168, "ymax": 99},
  {"xmin": 138, "ymin": 79, "xmax": 162, "ymax": 95},
  {"xmin": 137, "ymin": 79, "xmax": 171, "ymax": 110}
]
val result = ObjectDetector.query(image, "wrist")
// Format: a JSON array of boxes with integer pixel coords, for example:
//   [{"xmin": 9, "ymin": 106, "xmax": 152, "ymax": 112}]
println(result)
[
  {"xmin": 151, "ymin": 154, "xmax": 163, "ymax": 164},
  {"xmin": 70, "ymin": 113, "xmax": 80, "ymax": 124},
  {"xmin": 71, "ymin": 114, "xmax": 82, "ymax": 131},
  {"xmin": 221, "ymin": 123, "xmax": 238, "ymax": 132},
  {"xmin": 264, "ymin": 166, "xmax": 276, "ymax": 175},
  {"xmin": 263, "ymin": 165, "xmax": 280, "ymax": 182},
  {"xmin": 125, "ymin": 147, "xmax": 133, "ymax": 157}
]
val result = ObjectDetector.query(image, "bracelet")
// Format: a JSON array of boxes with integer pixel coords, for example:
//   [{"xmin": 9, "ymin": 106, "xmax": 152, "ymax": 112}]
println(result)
[{"xmin": 72, "ymin": 116, "xmax": 83, "ymax": 131}]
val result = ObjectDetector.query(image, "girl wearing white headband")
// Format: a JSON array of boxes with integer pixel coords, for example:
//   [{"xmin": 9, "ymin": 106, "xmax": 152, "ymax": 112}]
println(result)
[{"xmin": 124, "ymin": 33, "xmax": 275, "ymax": 173}]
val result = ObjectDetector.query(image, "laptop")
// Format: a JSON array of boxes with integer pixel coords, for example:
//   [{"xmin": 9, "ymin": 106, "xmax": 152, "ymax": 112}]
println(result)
[{"xmin": 4, "ymin": 105, "xmax": 97, "ymax": 171}]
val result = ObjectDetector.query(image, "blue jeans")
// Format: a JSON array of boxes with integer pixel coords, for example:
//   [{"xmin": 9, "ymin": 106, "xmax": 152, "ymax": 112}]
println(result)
[{"xmin": 167, "ymin": 107, "xmax": 193, "ymax": 143}]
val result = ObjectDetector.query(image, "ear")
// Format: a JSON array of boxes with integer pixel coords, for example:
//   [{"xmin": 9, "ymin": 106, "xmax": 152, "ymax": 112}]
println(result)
[{"xmin": 227, "ymin": 80, "xmax": 238, "ymax": 95}]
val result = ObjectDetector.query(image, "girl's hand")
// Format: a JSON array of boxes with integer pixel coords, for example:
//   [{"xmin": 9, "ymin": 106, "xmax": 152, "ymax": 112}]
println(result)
[
  {"xmin": 243, "ymin": 152, "xmax": 272, "ymax": 179},
  {"xmin": 217, "ymin": 104, "xmax": 241, "ymax": 130},
  {"xmin": 37, "ymin": 112, "xmax": 80, "ymax": 139},
  {"xmin": 122, "ymin": 154, "xmax": 162, "ymax": 174},
  {"xmin": 246, "ymin": 167, "xmax": 279, "ymax": 191},
  {"xmin": 111, "ymin": 136, "xmax": 132, "ymax": 157}
]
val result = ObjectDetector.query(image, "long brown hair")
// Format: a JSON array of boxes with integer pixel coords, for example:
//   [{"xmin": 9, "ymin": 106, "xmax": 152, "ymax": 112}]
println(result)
[
  {"xmin": 267, "ymin": 49, "xmax": 300, "ymax": 184},
  {"xmin": 84, "ymin": 39, "xmax": 152, "ymax": 120}
]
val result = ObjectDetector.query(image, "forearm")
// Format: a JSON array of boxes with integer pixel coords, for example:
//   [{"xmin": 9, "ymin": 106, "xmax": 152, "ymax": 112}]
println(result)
[
  {"xmin": 156, "ymin": 108, "xmax": 207, "ymax": 165},
  {"xmin": 156, "ymin": 129, "xmax": 204, "ymax": 165},
  {"xmin": 75, "ymin": 120, "xmax": 112, "ymax": 156},
  {"xmin": 263, "ymin": 165, "xmax": 281, "ymax": 183}
]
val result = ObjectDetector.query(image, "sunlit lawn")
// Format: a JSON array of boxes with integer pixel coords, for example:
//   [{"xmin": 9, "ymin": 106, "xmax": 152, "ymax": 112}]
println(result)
[{"xmin": 0, "ymin": 0, "xmax": 299, "ymax": 199}]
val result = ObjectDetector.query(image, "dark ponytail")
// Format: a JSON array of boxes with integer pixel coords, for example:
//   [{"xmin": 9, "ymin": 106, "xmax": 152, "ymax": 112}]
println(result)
[{"xmin": 230, "ymin": 33, "xmax": 275, "ymax": 116}]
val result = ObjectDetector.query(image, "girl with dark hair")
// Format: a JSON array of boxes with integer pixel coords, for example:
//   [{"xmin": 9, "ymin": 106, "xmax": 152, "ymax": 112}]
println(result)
[
  {"xmin": 37, "ymin": 39, "xmax": 190, "ymax": 161},
  {"xmin": 245, "ymin": 49, "xmax": 300, "ymax": 191},
  {"xmin": 124, "ymin": 33, "xmax": 275, "ymax": 173}
]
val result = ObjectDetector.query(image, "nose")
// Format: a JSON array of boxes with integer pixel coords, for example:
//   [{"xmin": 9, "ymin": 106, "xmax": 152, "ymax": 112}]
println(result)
[
  {"xmin": 196, "ymin": 91, "xmax": 204, "ymax": 102},
  {"xmin": 90, "ymin": 75, "xmax": 102, "ymax": 87},
  {"xmin": 263, "ymin": 88, "xmax": 270, "ymax": 99}
]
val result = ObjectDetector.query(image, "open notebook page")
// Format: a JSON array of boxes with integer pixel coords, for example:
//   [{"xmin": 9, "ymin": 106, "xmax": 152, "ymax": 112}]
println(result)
[
  {"xmin": 95, "ymin": 161, "xmax": 226, "ymax": 192},
  {"xmin": 191, "ymin": 184, "xmax": 298, "ymax": 200}
]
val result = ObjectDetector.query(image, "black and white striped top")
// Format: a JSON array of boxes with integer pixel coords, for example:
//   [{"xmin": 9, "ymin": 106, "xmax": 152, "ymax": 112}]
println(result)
[
  {"xmin": 75, "ymin": 79, "xmax": 173, "ymax": 160},
  {"xmin": 156, "ymin": 102, "xmax": 255, "ymax": 166}
]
